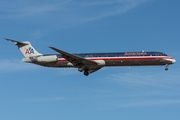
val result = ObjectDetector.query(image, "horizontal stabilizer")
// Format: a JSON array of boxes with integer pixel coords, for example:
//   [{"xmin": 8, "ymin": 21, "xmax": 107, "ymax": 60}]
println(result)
[{"xmin": 4, "ymin": 38, "xmax": 28, "ymax": 46}]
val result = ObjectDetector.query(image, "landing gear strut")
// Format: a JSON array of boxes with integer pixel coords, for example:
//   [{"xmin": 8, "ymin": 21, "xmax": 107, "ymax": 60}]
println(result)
[{"xmin": 165, "ymin": 64, "xmax": 169, "ymax": 71}]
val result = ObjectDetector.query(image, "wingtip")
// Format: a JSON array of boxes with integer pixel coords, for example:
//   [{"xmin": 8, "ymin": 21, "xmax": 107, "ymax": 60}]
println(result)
[
  {"xmin": 49, "ymin": 46, "xmax": 61, "ymax": 52},
  {"xmin": 49, "ymin": 46, "xmax": 57, "ymax": 49},
  {"xmin": 4, "ymin": 38, "xmax": 9, "ymax": 40},
  {"xmin": 49, "ymin": 46, "xmax": 53, "ymax": 49}
]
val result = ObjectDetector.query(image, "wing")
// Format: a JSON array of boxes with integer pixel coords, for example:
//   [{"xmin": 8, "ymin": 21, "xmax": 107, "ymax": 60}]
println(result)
[
  {"xmin": 88, "ymin": 67, "xmax": 102, "ymax": 74},
  {"xmin": 49, "ymin": 46, "xmax": 102, "ymax": 74}
]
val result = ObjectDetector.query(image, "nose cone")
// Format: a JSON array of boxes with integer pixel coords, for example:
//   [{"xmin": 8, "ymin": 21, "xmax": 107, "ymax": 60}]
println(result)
[
  {"xmin": 165, "ymin": 57, "xmax": 176, "ymax": 64},
  {"xmin": 172, "ymin": 59, "xmax": 176, "ymax": 64}
]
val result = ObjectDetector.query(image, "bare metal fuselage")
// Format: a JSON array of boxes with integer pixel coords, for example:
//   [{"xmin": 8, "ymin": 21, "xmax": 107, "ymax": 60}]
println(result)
[{"xmin": 28, "ymin": 55, "xmax": 175, "ymax": 68}]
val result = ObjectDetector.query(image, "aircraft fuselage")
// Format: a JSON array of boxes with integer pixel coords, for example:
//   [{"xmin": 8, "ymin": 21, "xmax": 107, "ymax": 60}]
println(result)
[{"xmin": 29, "ymin": 51, "xmax": 175, "ymax": 69}]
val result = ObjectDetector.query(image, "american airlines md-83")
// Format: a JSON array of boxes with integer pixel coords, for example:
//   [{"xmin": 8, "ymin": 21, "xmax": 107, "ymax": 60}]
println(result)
[{"xmin": 5, "ymin": 38, "xmax": 176, "ymax": 76}]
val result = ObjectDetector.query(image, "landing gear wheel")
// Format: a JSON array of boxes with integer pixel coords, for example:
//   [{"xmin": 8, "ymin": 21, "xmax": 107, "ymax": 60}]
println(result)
[
  {"xmin": 165, "ymin": 68, "xmax": 168, "ymax": 71},
  {"xmin": 78, "ymin": 68, "xmax": 83, "ymax": 72},
  {"xmin": 84, "ymin": 71, "xmax": 89, "ymax": 76}
]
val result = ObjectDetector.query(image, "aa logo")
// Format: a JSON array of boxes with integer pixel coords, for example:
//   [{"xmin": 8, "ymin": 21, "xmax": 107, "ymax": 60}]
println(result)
[{"xmin": 25, "ymin": 47, "xmax": 34, "ymax": 54}]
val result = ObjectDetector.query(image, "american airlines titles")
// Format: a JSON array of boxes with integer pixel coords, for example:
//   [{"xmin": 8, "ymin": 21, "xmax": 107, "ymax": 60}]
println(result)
[{"xmin": 124, "ymin": 52, "xmax": 147, "ymax": 56}]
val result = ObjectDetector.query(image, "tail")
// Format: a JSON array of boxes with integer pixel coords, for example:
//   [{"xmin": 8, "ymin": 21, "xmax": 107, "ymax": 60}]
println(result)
[{"xmin": 5, "ymin": 38, "xmax": 42, "ymax": 57}]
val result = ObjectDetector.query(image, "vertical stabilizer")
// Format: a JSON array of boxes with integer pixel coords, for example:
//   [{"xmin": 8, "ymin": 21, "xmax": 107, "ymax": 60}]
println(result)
[{"xmin": 5, "ymin": 38, "xmax": 42, "ymax": 57}]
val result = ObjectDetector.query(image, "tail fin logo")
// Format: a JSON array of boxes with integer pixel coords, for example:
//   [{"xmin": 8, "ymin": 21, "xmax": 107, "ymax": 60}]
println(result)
[{"xmin": 25, "ymin": 47, "xmax": 34, "ymax": 54}]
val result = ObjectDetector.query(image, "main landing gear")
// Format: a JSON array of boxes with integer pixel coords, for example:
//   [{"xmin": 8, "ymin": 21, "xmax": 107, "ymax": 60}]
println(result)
[
  {"xmin": 165, "ymin": 64, "xmax": 169, "ymax": 71},
  {"xmin": 78, "ymin": 67, "xmax": 83, "ymax": 72},
  {"xmin": 78, "ymin": 67, "xmax": 89, "ymax": 76}
]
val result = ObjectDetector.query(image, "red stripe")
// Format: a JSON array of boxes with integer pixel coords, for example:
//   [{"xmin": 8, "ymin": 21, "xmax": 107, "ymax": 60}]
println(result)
[{"xmin": 57, "ymin": 56, "xmax": 172, "ymax": 62}]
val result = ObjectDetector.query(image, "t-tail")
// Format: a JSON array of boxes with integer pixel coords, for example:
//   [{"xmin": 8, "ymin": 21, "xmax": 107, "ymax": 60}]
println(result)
[{"xmin": 4, "ymin": 38, "xmax": 42, "ymax": 57}]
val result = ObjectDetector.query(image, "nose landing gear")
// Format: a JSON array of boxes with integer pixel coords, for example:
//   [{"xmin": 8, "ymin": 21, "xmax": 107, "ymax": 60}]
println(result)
[{"xmin": 165, "ymin": 64, "xmax": 169, "ymax": 71}]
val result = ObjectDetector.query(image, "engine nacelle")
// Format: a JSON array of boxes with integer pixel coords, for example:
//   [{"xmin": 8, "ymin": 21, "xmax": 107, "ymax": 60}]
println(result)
[
  {"xmin": 36, "ymin": 55, "xmax": 58, "ymax": 63},
  {"xmin": 94, "ymin": 60, "xmax": 105, "ymax": 66}
]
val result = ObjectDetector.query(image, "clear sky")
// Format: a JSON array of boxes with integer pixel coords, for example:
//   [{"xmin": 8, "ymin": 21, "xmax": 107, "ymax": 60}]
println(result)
[{"xmin": 0, "ymin": 0, "xmax": 180, "ymax": 120}]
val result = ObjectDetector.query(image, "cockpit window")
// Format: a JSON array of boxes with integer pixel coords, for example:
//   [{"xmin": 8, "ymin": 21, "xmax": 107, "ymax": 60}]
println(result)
[{"xmin": 162, "ymin": 53, "xmax": 167, "ymax": 56}]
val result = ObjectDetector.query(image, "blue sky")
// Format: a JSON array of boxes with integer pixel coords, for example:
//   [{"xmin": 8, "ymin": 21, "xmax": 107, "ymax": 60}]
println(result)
[{"xmin": 0, "ymin": 0, "xmax": 180, "ymax": 120}]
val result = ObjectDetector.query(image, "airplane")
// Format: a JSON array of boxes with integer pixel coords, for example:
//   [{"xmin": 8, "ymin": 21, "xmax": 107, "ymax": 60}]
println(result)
[{"xmin": 5, "ymin": 38, "xmax": 176, "ymax": 76}]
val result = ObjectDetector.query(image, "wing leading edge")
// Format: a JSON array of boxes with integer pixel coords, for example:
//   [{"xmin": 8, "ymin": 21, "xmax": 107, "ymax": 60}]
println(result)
[{"xmin": 49, "ymin": 46, "xmax": 102, "ymax": 75}]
